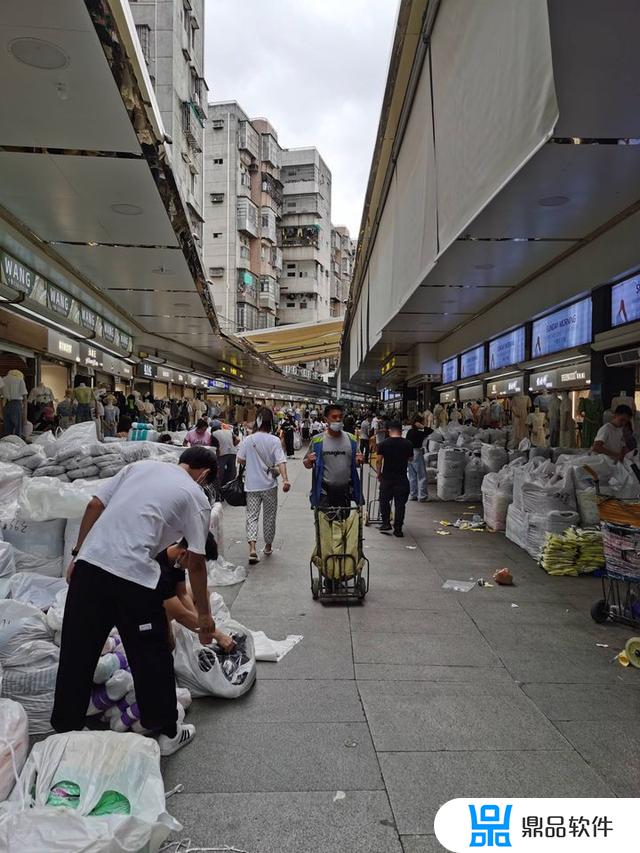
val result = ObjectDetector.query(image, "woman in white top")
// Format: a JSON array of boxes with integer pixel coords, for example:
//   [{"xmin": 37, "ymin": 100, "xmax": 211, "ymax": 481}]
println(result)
[{"xmin": 236, "ymin": 408, "xmax": 291, "ymax": 564}]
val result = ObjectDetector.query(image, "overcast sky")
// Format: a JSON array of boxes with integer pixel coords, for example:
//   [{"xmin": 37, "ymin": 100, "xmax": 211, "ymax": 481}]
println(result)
[{"xmin": 204, "ymin": 0, "xmax": 398, "ymax": 237}]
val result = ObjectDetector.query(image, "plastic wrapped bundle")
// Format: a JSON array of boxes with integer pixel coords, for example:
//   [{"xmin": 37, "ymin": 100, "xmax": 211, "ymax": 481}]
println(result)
[
  {"xmin": 426, "ymin": 467, "xmax": 437, "ymax": 483},
  {"xmin": 526, "ymin": 511, "xmax": 580, "ymax": 559},
  {"xmin": 521, "ymin": 470, "xmax": 577, "ymax": 515},
  {"xmin": 551, "ymin": 447, "xmax": 583, "ymax": 463},
  {"xmin": 2, "ymin": 640, "xmax": 59, "ymax": 734},
  {"xmin": 482, "ymin": 471, "xmax": 513, "ymax": 531},
  {"xmin": 506, "ymin": 505, "xmax": 529, "ymax": 550},
  {"xmin": 0, "ymin": 699, "xmax": 28, "ymax": 801},
  {"xmin": 480, "ymin": 444, "xmax": 508, "ymax": 473},
  {"xmin": 575, "ymin": 489, "xmax": 599, "ymax": 527},
  {"xmin": 530, "ymin": 446, "xmax": 553, "ymax": 460},
  {"xmin": 459, "ymin": 457, "xmax": 487, "ymax": 502},
  {"xmin": 512, "ymin": 458, "xmax": 556, "ymax": 510},
  {"xmin": 436, "ymin": 447, "xmax": 467, "ymax": 501}
]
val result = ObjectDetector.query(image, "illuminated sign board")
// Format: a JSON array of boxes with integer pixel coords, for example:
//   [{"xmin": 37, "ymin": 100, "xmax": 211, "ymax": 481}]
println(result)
[
  {"xmin": 442, "ymin": 358, "xmax": 458, "ymax": 384},
  {"xmin": 529, "ymin": 361, "xmax": 591, "ymax": 391},
  {"xmin": 487, "ymin": 375, "xmax": 524, "ymax": 397},
  {"xmin": 612, "ymin": 273, "xmax": 640, "ymax": 327},
  {"xmin": 531, "ymin": 298, "xmax": 592, "ymax": 358},
  {"xmin": 489, "ymin": 327, "xmax": 525, "ymax": 371},
  {"xmin": 460, "ymin": 345, "xmax": 485, "ymax": 379}
]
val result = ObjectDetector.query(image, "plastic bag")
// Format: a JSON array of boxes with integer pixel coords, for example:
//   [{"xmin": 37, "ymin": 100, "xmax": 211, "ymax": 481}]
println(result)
[
  {"xmin": 480, "ymin": 443, "xmax": 508, "ymax": 473},
  {"xmin": 250, "ymin": 631, "xmax": 303, "ymax": 662},
  {"xmin": 173, "ymin": 619, "xmax": 256, "ymax": 698},
  {"xmin": 521, "ymin": 470, "xmax": 576, "ymax": 514},
  {"xmin": 205, "ymin": 558, "xmax": 247, "ymax": 587},
  {"xmin": 8, "ymin": 573, "xmax": 66, "ymax": 611},
  {"xmin": 459, "ymin": 457, "xmax": 487, "ymax": 502},
  {"xmin": 0, "ymin": 600, "xmax": 53, "ymax": 664},
  {"xmin": 0, "ymin": 463, "xmax": 26, "ymax": 522},
  {"xmin": 0, "ymin": 542, "xmax": 16, "ymax": 596},
  {"xmin": 52, "ymin": 421, "xmax": 99, "ymax": 453},
  {"xmin": 1, "ymin": 515, "xmax": 65, "ymax": 561},
  {"xmin": 12, "ymin": 549, "xmax": 63, "ymax": 579},
  {"xmin": 526, "ymin": 511, "xmax": 580, "ymax": 559},
  {"xmin": 0, "ymin": 698, "xmax": 28, "ymax": 802},
  {"xmin": 17, "ymin": 478, "xmax": 95, "ymax": 521},
  {"xmin": 209, "ymin": 502, "xmax": 225, "ymax": 557},
  {"xmin": 46, "ymin": 588, "xmax": 67, "ymax": 637},
  {"xmin": 293, "ymin": 431, "xmax": 302, "ymax": 450},
  {"xmin": 2, "ymin": 640, "xmax": 59, "ymax": 734},
  {"xmin": 2, "ymin": 730, "xmax": 181, "ymax": 852}
]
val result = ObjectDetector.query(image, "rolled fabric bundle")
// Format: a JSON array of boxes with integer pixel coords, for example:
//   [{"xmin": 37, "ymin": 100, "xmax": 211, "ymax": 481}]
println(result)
[{"xmin": 66, "ymin": 465, "xmax": 100, "ymax": 481}]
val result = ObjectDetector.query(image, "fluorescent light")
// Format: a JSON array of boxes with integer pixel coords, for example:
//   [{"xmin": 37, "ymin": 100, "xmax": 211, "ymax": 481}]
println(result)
[{"xmin": 11, "ymin": 303, "xmax": 90, "ymax": 340}]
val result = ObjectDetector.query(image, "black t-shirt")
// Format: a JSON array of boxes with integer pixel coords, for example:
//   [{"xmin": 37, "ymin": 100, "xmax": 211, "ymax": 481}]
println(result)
[
  {"xmin": 155, "ymin": 548, "xmax": 186, "ymax": 600},
  {"xmin": 405, "ymin": 427, "xmax": 432, "ymax": 449},
  {"xmin": 378, "ymin": 437, "xmax": 414, "ymax": 481}
]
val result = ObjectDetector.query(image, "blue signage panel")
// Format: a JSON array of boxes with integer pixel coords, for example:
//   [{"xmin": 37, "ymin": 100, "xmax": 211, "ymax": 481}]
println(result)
[
  {"xmin": 489, "ymin": 327, "xmax": 525, "ymax": 371},
  {"xmin": 531, "ymin": 298, "xmax": 592, "ymax": 358},
  {"xmin": 612, "ymin": 274, "xmax": 640, "ymax": 327},
  {"xmin": 460, "ymin": 345, "xmax": 485, "ymax": 379},
  {"xmin": 442, "ymin": 357, "xmax": 458, "ymax": 384}
]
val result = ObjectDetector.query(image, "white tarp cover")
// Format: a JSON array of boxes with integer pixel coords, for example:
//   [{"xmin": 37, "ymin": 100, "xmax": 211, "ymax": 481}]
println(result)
[
  {"xmin": 431, "ymin": 0, "xmax": 559, "ymax": 254},
  {"xmin": 367, "ymin": 174, "xmax": 397, "ymax": 349}
]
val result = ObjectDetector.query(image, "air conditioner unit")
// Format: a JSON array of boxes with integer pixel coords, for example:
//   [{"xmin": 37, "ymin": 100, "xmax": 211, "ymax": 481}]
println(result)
[{"xmin": 604, "ymin": 348, "xmax": 640, "ymax": 367}]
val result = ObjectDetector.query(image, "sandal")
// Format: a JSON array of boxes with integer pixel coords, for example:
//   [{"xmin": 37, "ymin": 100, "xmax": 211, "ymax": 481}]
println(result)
[
  {"xmin": 263, "ymin": 545, "xmax": 273, "ymax": 557},
  {"xmin": 249, "ymin": 552, "xmax": 260, "ymax": 565}
]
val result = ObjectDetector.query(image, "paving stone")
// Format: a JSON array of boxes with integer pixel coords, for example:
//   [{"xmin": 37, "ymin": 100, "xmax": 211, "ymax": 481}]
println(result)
[
  {"xmin": 168, "ymin": 791, "xmax": 403, "ymax": 853},
  {"xmin": 162, "ymin": 721, "xmax": 383, "ymax": 793},
  {"xmin": 359, "ymin": 681, "xmax": 567, "ymax": 751},
  {"xmin": 379, "ymin": 751, "xmax": 614, "ymax": 835},
  {"xmin": 497, "ymin": 648, "xmax": 640, "ymax": 685},
  {"xmin": 556, "ymin": 722, "xmax": 640, "ymax": 796},
  {"xmin": 348, "ymin": 606, "xmax": 482, "ymax": 636},
  {"xmin": 523, "ymin": 682, "xmax": 640, "ymax": 721},
  {"xmin": 355, "ymin": 663, "xmax": 512, "ymax": 683},
  {"xmin": 182, "ymin": 679, "xmax": 365, "ymax": 724},
  {"xmin": 401, "ymin": 836, "xmax": 447, "ymax": 853},
  {"xmin": 352, "ymin": 631, "xmax": 500, "ymax": 668}
]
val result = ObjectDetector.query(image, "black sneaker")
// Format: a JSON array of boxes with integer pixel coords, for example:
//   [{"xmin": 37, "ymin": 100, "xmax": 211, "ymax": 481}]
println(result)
[
  {"xmin": 379, "ymin": 524, "xmax": 392, "ymax": 534},
  {"xmin": 393, "ymin": 530, "xmax": 404, "ymax": 538}
]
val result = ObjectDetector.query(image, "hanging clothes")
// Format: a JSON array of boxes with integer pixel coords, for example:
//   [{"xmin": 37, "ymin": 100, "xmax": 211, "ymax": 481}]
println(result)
[
  {"xmin": 579, "ymin": 397, "xmax": 603, "ymax": 449},
  {"xmin": 559, "ymin": 395, "xmax": 576, "ymax": 448},
  {"xmin": 527, "ymin": 410, "xmax": 548, "ymax": 447},
  {"xmin": 510, "ymin": 395, "xmax": 531, "ymax": 445},
  {"xmin": 547, "ymin": 394, "xmax": 561, "ymax": 447}
]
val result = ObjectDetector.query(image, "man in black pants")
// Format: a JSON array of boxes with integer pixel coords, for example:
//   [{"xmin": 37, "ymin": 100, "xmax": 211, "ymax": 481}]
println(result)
[
  {"xmin": 51, "ymin": 446, "xmax": 218, "ymax": 756},
  {"xmin": 376, "ymin": 420, "xmax": 413, "ymax": 538}
]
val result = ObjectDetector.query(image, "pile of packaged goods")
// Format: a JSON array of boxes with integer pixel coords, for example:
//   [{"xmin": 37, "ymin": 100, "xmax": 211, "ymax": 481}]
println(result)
[{"xmin": 538, "ymin": 527, "xmax": 605, "ymax": 576}]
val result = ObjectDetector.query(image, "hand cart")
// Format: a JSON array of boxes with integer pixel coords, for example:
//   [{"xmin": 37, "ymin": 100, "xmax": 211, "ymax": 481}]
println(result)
[
  {"xmin": 363, "ymin": 463, "xmax": 382, "ymax": 527},
  {"xmin": 586, "ymin": 465, "xmax": 640, "ymax": 627},
  {"xmin": 309, "ymin": 501, "xmax": 369, "ymax": 604}
]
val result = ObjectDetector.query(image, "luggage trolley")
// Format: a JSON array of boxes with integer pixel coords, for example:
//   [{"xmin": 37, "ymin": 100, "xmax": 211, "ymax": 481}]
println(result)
[
  {"xmin": 587, "ymin": 465, "xmax": 640, "ymax": 629},
  {"xmin": 309, "ymin": 500, "xmax": 370, "ymax": 603},
  {"xmin": 363, "ymin": 462, "xmax": 382, "ymax": 527}
]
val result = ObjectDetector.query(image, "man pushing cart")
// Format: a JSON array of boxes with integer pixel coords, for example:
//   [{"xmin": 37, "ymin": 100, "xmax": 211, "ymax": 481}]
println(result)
[{"xmin": 303, "ymin": 403, "xmax": 369, "ymax": 602}]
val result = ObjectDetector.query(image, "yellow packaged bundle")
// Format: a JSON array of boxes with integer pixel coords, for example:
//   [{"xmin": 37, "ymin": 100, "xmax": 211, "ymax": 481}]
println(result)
[{"xmin": 538, "ymin": 531, "xmax": 578, "ymax": 576}]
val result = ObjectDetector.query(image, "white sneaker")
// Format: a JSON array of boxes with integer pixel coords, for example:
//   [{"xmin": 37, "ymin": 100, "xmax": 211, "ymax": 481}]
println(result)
[{"xmin": 158, "ymin": 723, "xmax": 196, "ymax": 756}]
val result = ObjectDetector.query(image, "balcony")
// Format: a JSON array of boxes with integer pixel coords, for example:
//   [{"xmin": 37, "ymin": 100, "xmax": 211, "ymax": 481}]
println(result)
[
  {"xmin": 261, "ymin": 134, "xmax": 281, "ymax": 168},
  {"xmin": 260, "ymin": 207, "xmax": 277, "ymax": 244},
  {"xmin": 261, "ymin": 172, "xmax": 283, "ymax": 207},
  {"xmin": 238, "ymin": 120, "xmax": 260, "ymax": 160},
  {"xmin": 258, "ymin": 276, "xmax": 279, "ymax": 312},
  {"xmin": 181, "ymin": 101, "xmax": 202, "ymax": 151},
  {"xmin": 281, "ymin": 224, "xmax": 320, "ymax": 249},
  {"xmin": 237, "ymin": 198, "xmax": 259, "ymax": 238},
  {"xmin": 271, "ymin": 247, "xmax": 283, "ymax": 271},
  {"xmin": 236, "ymin": 269, "xmax": 257, "ymax": 307}
]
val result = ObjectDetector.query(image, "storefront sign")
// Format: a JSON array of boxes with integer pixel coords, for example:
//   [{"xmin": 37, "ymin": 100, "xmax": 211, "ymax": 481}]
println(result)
[
  {"xmin": 442, "ymin": 358, "xmax": 458, "ymax": 384},
  {"xmin": 489, "ymin": 327, "xmax": 525, "ymax": 371},
  {"xmin": 79, "ymin": 305, "xmax": 97, "ymax": 331},
  {"xmin": 532, "ymin": 298, "xmax": 592, "ymax": 357},
  {"xmin": 487, "ymin": 374, "xmax": 524, "ymax": 397},
  {"xmin": 1, "ymin": 252, "xmax": 36, "ymax": 295},
  {"xmin": 174, "ymin": 372, "xmax": 186, "ymax": 385},
  {"xmin": 47, "ymin": 285, "xmax": 72, "ymax": 317},
  {"xmin": 156, "ymin": 366, "xmax": 174, "ymax": 382},
  {"xmin": 208, "ymin": 378, "xmax": 229, "ymax": 390},
  {"xmin": 439, "ymin": 390, "xmax": 457, "ymax": 404},
  {"xmin": 137, "ymin": 361, "xmax": 155, "ymax": 379},
  {"xmin": 79, "ymin": 343, "xmax": 100, "ymax": 367},
  {"xmin": 458, "ymin": 383, "xmax": 484, "ymax": 402},
  {"xmin": 611, "ymin": 273, "xmax": 640, "ymax": 327},
  {"xmin": 529, "ymin": 361, "xmax": 591, "ymax": 391},
  {"xmin": 47, "ymin": 329, "xmax": 79, "ymax": 362},
  {"xmin": 460, "ymin": 345, "xmax": 485, "ymax": 379},
  {"xmin": 102, "ymin": 321, "xmax": 116, "ymax": 343}
]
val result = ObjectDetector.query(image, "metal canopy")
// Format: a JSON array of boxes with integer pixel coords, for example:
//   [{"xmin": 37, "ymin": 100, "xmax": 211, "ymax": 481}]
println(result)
[{"xmin": 238, "ymin": 319, "xmax": 344, "ymax": 365}]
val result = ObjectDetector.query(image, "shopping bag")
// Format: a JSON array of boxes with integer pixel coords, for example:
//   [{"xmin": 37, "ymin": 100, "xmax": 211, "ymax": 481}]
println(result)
[
  {"xmin": 173, "ymin": 619, "xmax": 256, "ymax": 698},
  {"xmin": 220, "ymin": 469, "xmax": 246, "ymax": 507}
]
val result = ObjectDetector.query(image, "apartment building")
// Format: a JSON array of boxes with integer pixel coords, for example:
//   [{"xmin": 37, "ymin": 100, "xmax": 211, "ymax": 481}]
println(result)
[
  {"xmin": 279, "ymin": 148, "xmax": 332, "ymax": 325},
  {"xmin": 128, "ymin": 0, "xmax": 207, "ymax": 244},
  {"xmin": 203, "ymin": 102, "xmax": 283, "ymax": 332},
  {"xmin": 330, "ymin": 225, "xmax": 355, "ymax": 318}
]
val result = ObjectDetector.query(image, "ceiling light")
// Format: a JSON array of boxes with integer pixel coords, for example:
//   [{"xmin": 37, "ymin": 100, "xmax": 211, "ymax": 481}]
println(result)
[
  {"xmin": 538, "ymin": 195, "xmax": 570, "ymax": 207},
  {"xmin": 9, "ymin": 38, "xmax": 69, "ymax": 70},
  {"xmin": 473, "ymin": 263, "xmax": 494, "ymax": 270},
  {"xmin": 110, "ymin": 203, "xmax": 143, "ymax": 216}
]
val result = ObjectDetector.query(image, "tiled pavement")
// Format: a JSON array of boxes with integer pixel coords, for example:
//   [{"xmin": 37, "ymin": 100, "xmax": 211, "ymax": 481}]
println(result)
[{"xmin": 164, "ymin": 461, "xmax": 640, "ymax": 852}]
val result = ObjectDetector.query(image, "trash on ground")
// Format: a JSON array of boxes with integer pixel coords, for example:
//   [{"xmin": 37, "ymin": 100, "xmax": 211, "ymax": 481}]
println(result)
[
  {"xmin": 617, "ymin": 650, "xmax": 630, "ymax": 667},
  {"xmin": 405, "ymin": 545, "xmax": 417, "ymax": 550},
  {"xmin": 333, "ymin": 790, "xmax": 346, "ymax": 802},
  {"xmin": 344, "ymin": 739, "xmax": 358, "ymax": 748},
  {"xmin": 511, "ymin": 603, "xmax": 520, "ymax": 608},
  {"xmin": 477, "ymin": 579, "xmax": 494, "ymax": 588},
  {"xmin": 595, "ymin": 643, "xmax": 609, "ymax": 648},
  {"xmin": 442, "ymin": 579, "xmax": 477, "ymax": 593},
  {"xmin": 493, "ymin": 568, "xmax": 514, "ymax": 586},
  {"xmin": 436, "ymin": 530, "xmax": 452, "ymax": 536},
  {"xmin": 249, "ymin": 631, "xmax": 303, "ymax": 662},
  {"xmin": 453, "ymin": 514, "xmax": 486, "ymax": 531}
]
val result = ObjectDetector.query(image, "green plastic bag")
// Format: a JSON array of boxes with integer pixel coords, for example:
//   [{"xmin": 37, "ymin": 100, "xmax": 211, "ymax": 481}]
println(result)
[
  {"xmin": 46, "ymin": 781, "xmax": 131, "ymax": 815},
  {"xmin": 46, "ymin": 780, "xmax": 80, "ymax": 809},
  {"xmin": 90, "ymin": 790, "xmax": 131, "ymax": 816}
]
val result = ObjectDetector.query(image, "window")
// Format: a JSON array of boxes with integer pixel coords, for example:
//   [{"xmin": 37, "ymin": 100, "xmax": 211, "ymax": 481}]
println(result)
[
  {"xmin": 286, "ymin": 263, "xmax": 295, "ymax": 269},
  {"xmin": 210, "ymin": 192, "xmax": 224, "ymax": 203},
  {"xmin": 135, "ymin": 24, "xmax": 151, "ymax": 64},
  {"xmin": 287, "ymin": 272, "xmax": 295, "ymax": 278},
  {"xmin": 209, "ymin": 267, "xmax": 224, "ymax": 277},
  {"xmin": 286, "ymin": 201, "xmax": 296, "ymax": 208},
  {"xmin": 190, "ymin": 171, "xmax": 196, "ymax": 194},
  {"xmin": 213, "ymin": 158, "xmax": 223, "ymax": 165},
  {"xmin": 212, "ymin": 232, "xmax": 222, "ymax": 238},
  {"xmin": 300, "ymin": 302, "xmax": 308, "ymax": 309},
  {"xmin": 261, "ymin": 214, "xmax": 269, "ymax": 227},
  {"xmin": 212, "ymin": 118, "xmax": 224, "ymax": 130},
  {"xmin": 240, "ymin": 245, "xmax": 250, "ymax": 260},
  {"xmin": 286, "ymin": 303, "xmax": 295, "ymax": 308}
]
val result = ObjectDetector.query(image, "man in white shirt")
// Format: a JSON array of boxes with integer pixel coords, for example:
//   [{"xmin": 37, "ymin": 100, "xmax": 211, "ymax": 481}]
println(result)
[
  {"xmin": 210, "ymin": 418, "xmax": 239, "ymax": 485},
  {"xmin": 51, "ymin": 446, "xmax": 217, "ymax": 756},
  {"xmin": 592, "ymin": 405, "xmax": 633, "ymax": 461},
  {"xmin": 236, "ymin": 408, "xmax": 290, "ymax": 565}
]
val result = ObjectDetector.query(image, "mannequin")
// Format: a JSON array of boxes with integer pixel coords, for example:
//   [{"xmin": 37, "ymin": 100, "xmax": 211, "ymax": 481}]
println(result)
[
  {"xmin": 73, "ymin": 382, "xmax": 94, "ymax": 423},
  {"xmin": 423, "ymin": 406, "xmax": 434, "ymax": 429},
  {"xmin": 449, "ymin": 405, "xmax": 462, "ymax": 424},
  {"xmin": 578, "ymin": 395, "xmax": 603, "ymax": 449},
  {"xmin": 489, "ymin": 397, "xmax": 504, "ymax": 426},
  {"xmin": 533, "ymin": 390, "xmax": 553, "ymax": 413},
  {"xmin": 1, "ymin": 369, "xmax": 28, "ymax": 437},
  {"xmin": 527, "ymin": 405, "xmax": 548, "ymax": 447},
  {"xmin": 56, "ymin": 389, "xmax": 75, "ymax": 430},
  {"xmin": 510, "ymin": 394, "xmax": 531, "ymax": 446},
  {"xmin": 479, "ymin": 399, "xmax": 492, "ymax": 428},
  {"xmin": 546, "ymin": 391, "xmax": 561, "ymax": 447},
  {"xmin": 559, "ymin": 392, "xmax": 576, "ymax": 448},
  {"xmin": 193, "ymin": 395, "xmax": 208, "ymax": 420},
  {"xmin": 611, "ymin": 390, "xmax": 636, "ymax": 413}
]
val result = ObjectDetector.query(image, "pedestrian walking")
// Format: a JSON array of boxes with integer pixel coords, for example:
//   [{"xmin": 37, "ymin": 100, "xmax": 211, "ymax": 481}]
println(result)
[
  {"xmin": 405, "ymin": 416, "xmax": 430, "ymax": 501},
  {"xmin": 358, "ymin": 414, "xmax": 371, "ymax": 464},
  {"xmin": 304, "ymin": 403, "xmax": 364, "ymax": 509},
  {"xmin": 236, "ymin": 408, "xmax": 291, "ymax": 564},
  {"xmin": 51, "ymin": 447, "xmax": 219, "ymax": 755},
  {"xmin": 376, "ymin": 420, "xmax": 413, "ymax": 537},
  {"xmin": 210, "ymin": 418, "xmax": 239, "ymax": 485}
]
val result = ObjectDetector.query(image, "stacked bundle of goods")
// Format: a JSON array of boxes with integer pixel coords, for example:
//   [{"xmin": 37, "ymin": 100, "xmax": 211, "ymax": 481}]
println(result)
[
  {"xmin": 481, "ymin": 460, "xmax": 523, "ymax": 530},
  {"xmin": 437, "ymin": 447, "xmax": 468, "ymax": 500},
  {"xmin": 538, "ymin": 527, "xmax": 605, "ymax": 576},
  {"xmin": 459, "ymin": 456, "xmax": 487, "ymax": 502},
  {"xmin": 480, "ymin": 443, "xmax": 508, "ymax": 473}
]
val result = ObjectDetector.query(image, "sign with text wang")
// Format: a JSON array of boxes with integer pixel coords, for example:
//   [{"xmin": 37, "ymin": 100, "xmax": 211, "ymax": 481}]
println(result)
[{"xmin": 532, "ymin": 298, "xmax": 592, "ymax": 358}]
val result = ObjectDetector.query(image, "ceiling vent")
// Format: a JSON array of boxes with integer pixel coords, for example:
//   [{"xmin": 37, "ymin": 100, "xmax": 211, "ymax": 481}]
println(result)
[{"xmin": 604, "ymin": 348, "xmax": 640, "ymax": 367}]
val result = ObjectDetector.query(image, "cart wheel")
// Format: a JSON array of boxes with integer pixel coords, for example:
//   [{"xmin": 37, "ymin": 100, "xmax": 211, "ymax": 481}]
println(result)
[
  {"xmin": 625, "ymin": 637, "xmax": 640, "ymax": 668},
  {"xmin": 311, "ymin": 578, "xmax": 320, "ymax": 600},
  {"xmin": 357, "ymin": 576, "xmax": 367, "ymax": 600},
  {"xmin": 590, "ymin": 599, "xmax": 609, "ymax": 623}
]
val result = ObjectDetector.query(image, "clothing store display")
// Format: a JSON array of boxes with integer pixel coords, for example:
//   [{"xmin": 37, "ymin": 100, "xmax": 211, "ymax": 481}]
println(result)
[
  {"xmin": 578, "ymin": 396, "xmax": 603, "ymax": 448},
  {"xmin": 546, "ymin": 394, "xmax": 561, "ymax": 446},
  {"xmin": 559, "ymin": 394, "xmax": 576, "ymax": 447},
  {"xmin": 527, "ymin": 409, "xmax": 548, "ymax": 447},
  {"xmin": 510, "ymin": 395, "xmax": 531, "ymax": 445}
]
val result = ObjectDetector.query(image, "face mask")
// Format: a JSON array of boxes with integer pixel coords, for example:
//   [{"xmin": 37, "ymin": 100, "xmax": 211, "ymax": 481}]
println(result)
[{"xmin": 329, "ymin": 421, "xmax": 344, "ymax": 433}]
